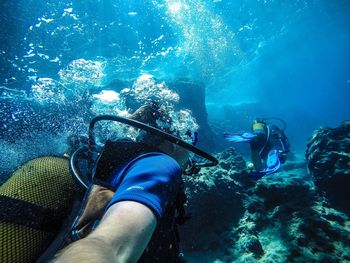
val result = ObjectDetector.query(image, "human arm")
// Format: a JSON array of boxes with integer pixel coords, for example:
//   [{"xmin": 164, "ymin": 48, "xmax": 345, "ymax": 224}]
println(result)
[
  {"xmin": 53, "ymin": 200, "xmax": 156, "ymax": 263},
  {"xmin": 53, "ymin": 153, "xmax": 181, "ymax": 263}
]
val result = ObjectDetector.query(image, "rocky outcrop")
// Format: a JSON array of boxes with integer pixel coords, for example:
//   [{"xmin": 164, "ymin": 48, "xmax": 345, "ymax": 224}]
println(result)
[
  {"xmin": 181, "ymin": 148, "xmax": 250, "ymax": 253},
  {"xmin": 306, "ymin": 120, "xmax": 350, "ymax": 213},
  {"xmin": 168, "ymin": 79, "xmax": 215, "ymax": 151},
  {"xmin": 182, "ymin": 145, "xmax": 350, "ymax": 262},
  {"xmin": 227, "ymin": 171, "xmax": 350, "ymax": 263}
]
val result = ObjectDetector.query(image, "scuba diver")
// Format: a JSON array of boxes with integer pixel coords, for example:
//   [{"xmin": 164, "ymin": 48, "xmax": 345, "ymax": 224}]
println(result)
[
  {"xmin": 224, "ymin": 118, "xmax": 290, "ymax": 179},
  {"xmin": 0, "ymin": 102, "xmax": 218, "ymax": 263}
]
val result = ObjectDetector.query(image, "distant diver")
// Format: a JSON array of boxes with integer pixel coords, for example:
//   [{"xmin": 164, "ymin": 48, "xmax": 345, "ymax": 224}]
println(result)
[{"xmin": 224, "ymin": 117, "xmax": 290, "ymax": 179}]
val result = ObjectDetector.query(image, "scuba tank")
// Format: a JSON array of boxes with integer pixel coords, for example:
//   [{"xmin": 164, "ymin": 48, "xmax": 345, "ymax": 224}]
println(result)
[
  {"xmin": 252, "ymin": 117, "xmax": 289, "ymax": 156},
  {"xmin": 252, "ymin": 118, "xmax": 268, "ymax": 135},
  {"xmin": 0, "ymin": 156, "xmax": 82, "ymax": 263}
]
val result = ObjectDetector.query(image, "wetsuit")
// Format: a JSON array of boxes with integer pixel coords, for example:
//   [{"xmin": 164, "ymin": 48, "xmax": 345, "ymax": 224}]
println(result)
[
  {"xmin": 250, "ymin": 124, "xmax": 289, "ymax": 177},
  {"xmin": 107, "ymin": 152, "xmax": 182, "ymax": 220},
  {"xmin": 101, "ymin": 151, "xmax": 185, "ymax": 263}
]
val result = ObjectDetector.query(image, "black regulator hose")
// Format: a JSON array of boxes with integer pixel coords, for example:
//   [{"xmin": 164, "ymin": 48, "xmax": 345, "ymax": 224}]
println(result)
[
  {"xmin": 262, "ymin": 117, "xmax": 287, "ymax": 131},
  {"xmin": 88, "ymin": 115, "xmax": 218, "ymax": 168}
]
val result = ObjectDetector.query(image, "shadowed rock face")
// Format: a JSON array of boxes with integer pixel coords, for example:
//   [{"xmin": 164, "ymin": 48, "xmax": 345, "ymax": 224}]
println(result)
[
  {"xmin": 168, "ymin": 79, "xmax": 215, "ymax": 151},
  {"xmin": 306, "ymin": 120, "xmax": 350, "ymax": 213},
  {"xmin": 182, "ymin": 143, "xmax": 350, "ymax": 262},
  {"xmin": 181, "ymin": 148, "xmax": 249, "ymax": 252}
]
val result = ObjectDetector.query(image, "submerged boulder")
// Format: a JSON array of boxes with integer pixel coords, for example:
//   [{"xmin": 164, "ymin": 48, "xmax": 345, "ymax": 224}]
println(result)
[
  {"xmin": 181, "ymin": 148, "xmax": 250, "ymax": 255},
  {"xmin": 306, "ymin": 120, "xmax": 350, "ymax": 213},
  {"xmin": 168, "ymin": 79, "xmax": 215, "ymax": 151},
  {"xmin": 182, "ymin": 145, "xmax": 350, "ymax": 262}
]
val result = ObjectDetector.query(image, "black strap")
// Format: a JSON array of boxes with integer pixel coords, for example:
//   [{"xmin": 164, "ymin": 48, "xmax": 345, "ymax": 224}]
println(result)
[
  {"xmin": 89, "ymin": 115, "xmax": 218, "ymax": 168},
  {"xmin": 35, "ymin": 198, "xmax": 84, "ymax": 263},
  {"xmin": 0, "ymin": 195, "xmax": 65, "ymax": 233},
  {"xmin": 93, "ymin": 141, "xmax": 162, "ymax": 188}
]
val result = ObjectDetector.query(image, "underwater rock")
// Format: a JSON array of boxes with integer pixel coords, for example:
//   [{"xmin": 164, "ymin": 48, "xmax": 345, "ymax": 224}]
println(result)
[
  {"xmin": 181, "ymin": 147, "xmax": 249, "ymax": 253},
  {"xmin": 230, "ymin": 164, "xmax": 350, "ymax": 262},
  {"xmin": 240, "ymin": 234, "xmax": 264, "ymax": 257},
  {"xmin": 168, "ymin": 78, "xmax": 215, "ymax": 151},
  {"xmin": 182, "ymin": 147, "xmax": 350, "ymax": 262},
  {"xmin": 306, "ymin": 120, "xmax": 350, "ymax": 213}
]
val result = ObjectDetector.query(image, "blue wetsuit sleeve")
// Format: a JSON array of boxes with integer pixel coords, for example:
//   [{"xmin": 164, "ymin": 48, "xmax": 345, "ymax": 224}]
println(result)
[{"xmin": 106, "ymin": 152, "xmax": 182, "ymax": 220}]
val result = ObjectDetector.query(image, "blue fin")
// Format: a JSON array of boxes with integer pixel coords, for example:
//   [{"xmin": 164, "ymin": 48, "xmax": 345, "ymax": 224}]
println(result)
[
  {"xmin": 224, "ymin": 132, "xmax": 257, "ymax": 143},
  {"xmin": 251, "ymin": 150, "xmax": 281, "ymax": 179}
]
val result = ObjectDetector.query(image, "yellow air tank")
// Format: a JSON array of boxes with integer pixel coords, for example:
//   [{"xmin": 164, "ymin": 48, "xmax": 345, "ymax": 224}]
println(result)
[
  {"xmin": 0, "ymin": 156, "xmax": 80, "ymax": 263},
  {"xmin": 252, "ymin": 119, "xmax": 267, "ymax": 134}
]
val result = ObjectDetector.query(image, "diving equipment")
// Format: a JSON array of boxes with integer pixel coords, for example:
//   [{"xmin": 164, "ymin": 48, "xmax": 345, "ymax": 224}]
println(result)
[
  {"xmin": 252, "ymin": 118, "xmax": 289, "ymax": 157},
  {"xmin": 71, "ymin": 115, "xmax": 218, "ymax": 189},
  {"xmin": 89, "ymin": 115, "xmax": 217, "ymax": 168},
  {"xmin": 251, "ymin": 149, "xmax": 281, "ymax": 179},
  {"xmin": 262, "ymin": 117, "xmax": 287, "ymax": 131},
  {"xmin": 252, "ymin": 119, "xmax": 268, "ymax": 134},
  {"xmin": 0, "ymin": 157, "xmax": 81, "ymax": 263},
  {"xmin": 246, "ymin": 162, "xmax": 255, "ymax": 171},
  {"xmin": 0, "ymin": 114, "xmax": 217, "ymax": 263},
  {"xmin": 224, "ymin": 132, "xmax": 257, "ymax": 143}
]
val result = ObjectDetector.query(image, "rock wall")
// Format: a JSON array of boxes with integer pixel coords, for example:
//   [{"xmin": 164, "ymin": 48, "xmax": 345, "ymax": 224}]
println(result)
[
  {"xmin": 306, "ymin": 120, "xmax": 350, "ymax": 213},
  {"xmin": 181, "ymin": 148, "xmax": 250, "ymax": 254},
  {"xmin": 182, "ymin": 142, "xmax": 350, "ymax": 262},
  {"xmin": 168, "ymin": 79, "xmax": 215, "ymax": 151}
]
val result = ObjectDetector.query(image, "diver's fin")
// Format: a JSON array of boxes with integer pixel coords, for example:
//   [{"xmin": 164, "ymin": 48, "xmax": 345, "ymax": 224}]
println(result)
[
  {"xmin": 266, "ymin": 150, "xmax": 281, "ymax": 169},
  {"xmin": 251, "ymin": 150, "xmax": 281, "ymax": 179},
  {"xmin": 224, "ymin": 132, "xmax": 257, "ymax": 143}
]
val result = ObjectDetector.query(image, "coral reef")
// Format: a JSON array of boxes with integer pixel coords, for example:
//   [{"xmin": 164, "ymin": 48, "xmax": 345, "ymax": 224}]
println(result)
[
  {"xmin": 182, "ymin": 140, "xmax": 350, "ymax": 262},
  {"xmin": 306, "ymin": 120, "xmax": 350, "ymax": 213}
]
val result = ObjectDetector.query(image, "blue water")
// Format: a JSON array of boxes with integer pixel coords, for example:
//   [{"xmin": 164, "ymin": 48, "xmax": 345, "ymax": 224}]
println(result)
[
  {"xmin": 0, "ymin": 0, "xmax": 350, "ymax": 151},
  {"xmin": 0, "ymin": 0, "xmax": 350, "ymax": 155},
  {"xmin": 1, "ymin": 1, "xmax": 350, "ymax": 167},
  {"xmin": 1, "ymin": 1, "xmax": 350, "ymax": 262}
]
